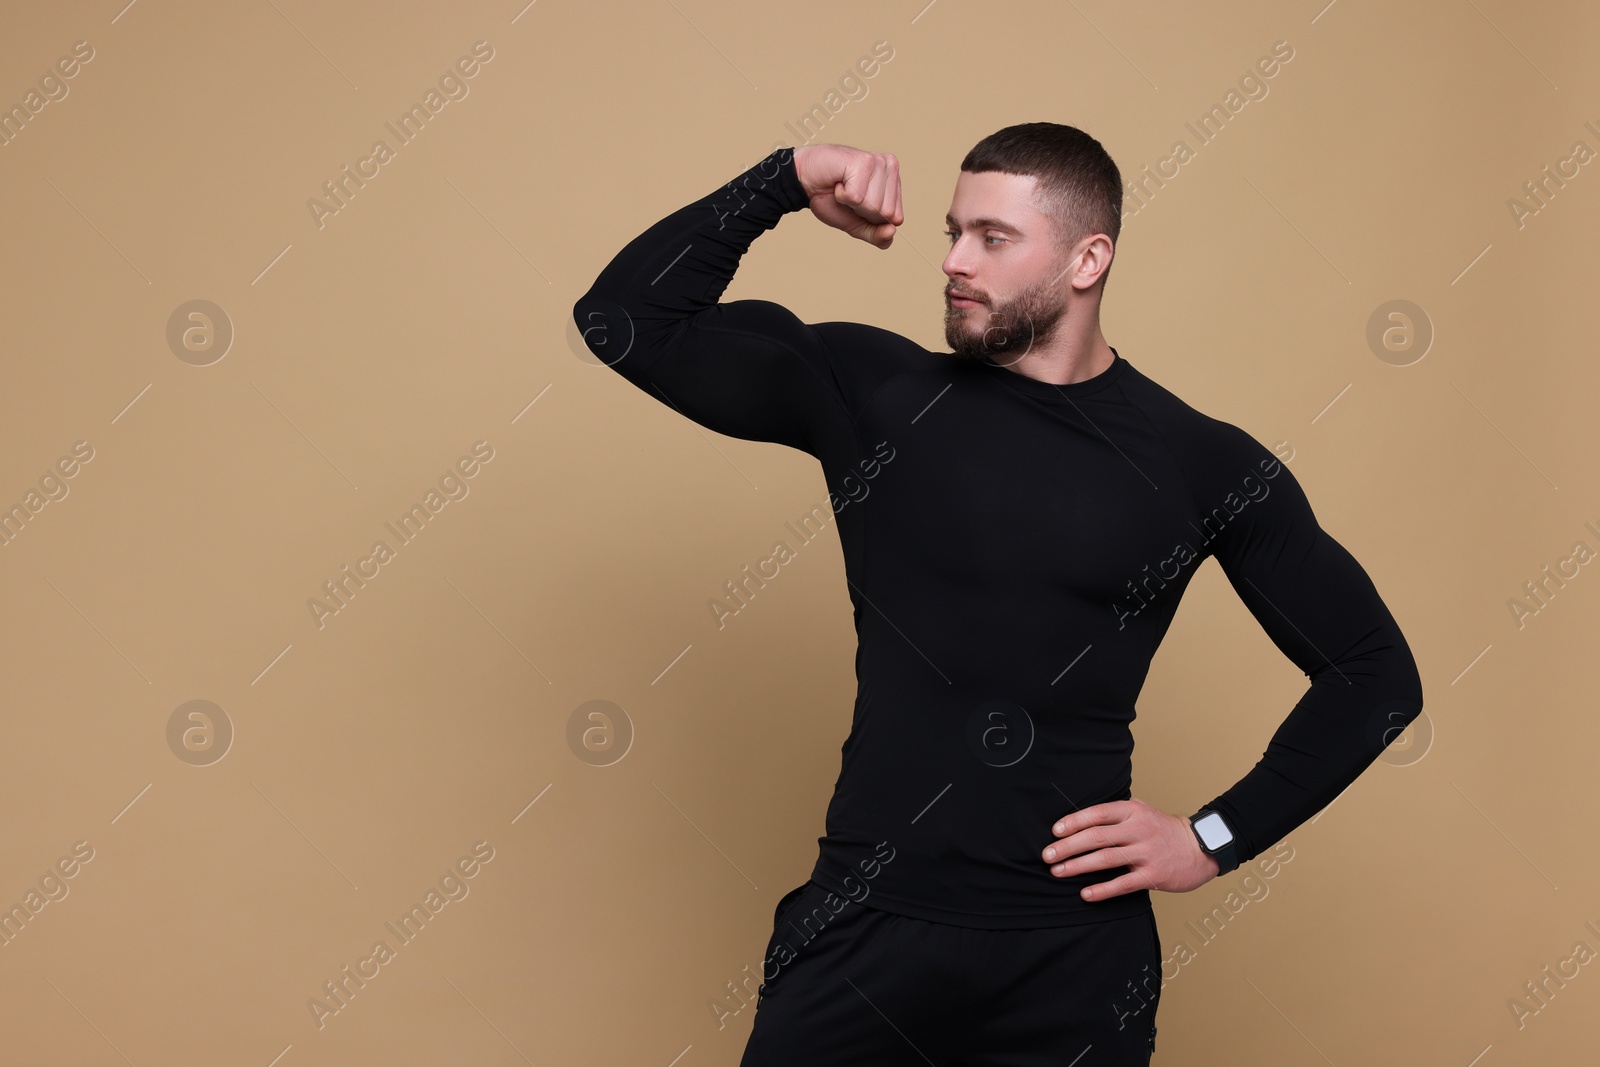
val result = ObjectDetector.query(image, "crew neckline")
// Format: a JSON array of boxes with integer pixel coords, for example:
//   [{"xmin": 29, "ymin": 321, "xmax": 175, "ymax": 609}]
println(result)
[{"xmin": 975, "ymin": 346, "xmax": 1129, "ymax": 400}]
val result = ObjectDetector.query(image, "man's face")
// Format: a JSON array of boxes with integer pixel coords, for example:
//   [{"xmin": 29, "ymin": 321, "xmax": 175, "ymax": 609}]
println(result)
[{"xmin": 941, "ymin": 169, "xmax": 1081, "ymax": 365}]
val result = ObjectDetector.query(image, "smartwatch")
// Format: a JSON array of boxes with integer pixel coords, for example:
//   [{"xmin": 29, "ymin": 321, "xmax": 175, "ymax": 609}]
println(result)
[{"xmin": 1188, "ymin": 809, "xmax": 1239, "ymax": 875}]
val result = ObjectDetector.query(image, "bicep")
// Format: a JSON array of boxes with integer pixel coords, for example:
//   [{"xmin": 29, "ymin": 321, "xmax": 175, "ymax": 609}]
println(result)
[
  {"xmin": 1208, "ymin": 444, "xmax": 1405, "ymax": 684},
  {"xmin": 580, "ymin": 296, "xmax": 851, "ymax": 455}
]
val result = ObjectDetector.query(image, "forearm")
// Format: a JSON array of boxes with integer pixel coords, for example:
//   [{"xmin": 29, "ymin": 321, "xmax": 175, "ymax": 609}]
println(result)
[
  {"xmin": 1200, "ymin": 619, "xmax": 1424, "ymax": 864},
  {"xmin": 572, "ymin": 147, "xmax": 809, "ymax": 383}
]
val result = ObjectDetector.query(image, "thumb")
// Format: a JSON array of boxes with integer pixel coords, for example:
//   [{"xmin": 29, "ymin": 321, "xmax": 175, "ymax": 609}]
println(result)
[{"xmin": 810, "ymin": 187, "xmax": 895, "ymax": 248}]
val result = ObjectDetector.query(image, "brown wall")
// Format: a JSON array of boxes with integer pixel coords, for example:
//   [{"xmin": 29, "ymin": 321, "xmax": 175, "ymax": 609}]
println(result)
[{"xmin": 0, "ymin": 1, "xmax": 1595, "ymax": 1063}]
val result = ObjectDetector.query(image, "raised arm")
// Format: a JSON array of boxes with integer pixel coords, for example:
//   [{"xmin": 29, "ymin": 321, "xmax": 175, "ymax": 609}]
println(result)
[
  {"xmin": 1195, "ymin": 427, "xmax": 1425, "ymax": 865},
  {"xmin": 570, "ymin": 145, "xmax": 910, "ymax": 454}
]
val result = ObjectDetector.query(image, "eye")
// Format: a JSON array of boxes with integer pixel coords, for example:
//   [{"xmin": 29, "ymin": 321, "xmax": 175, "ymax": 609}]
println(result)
[{"xmin": 944, "ymin": 230, "xmax": 1005, "ymax": 246}]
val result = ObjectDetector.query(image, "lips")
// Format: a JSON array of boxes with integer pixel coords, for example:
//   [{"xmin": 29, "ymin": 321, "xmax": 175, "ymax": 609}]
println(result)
[{"xmin": 948, "ymin": 291, "xmax": 982, "ymax": 307}]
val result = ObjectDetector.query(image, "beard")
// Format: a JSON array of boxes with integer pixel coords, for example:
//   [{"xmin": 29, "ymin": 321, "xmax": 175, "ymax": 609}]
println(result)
[{"xmin": 943, "ymin": 265, "xmax": 1072, "ymax": 366}]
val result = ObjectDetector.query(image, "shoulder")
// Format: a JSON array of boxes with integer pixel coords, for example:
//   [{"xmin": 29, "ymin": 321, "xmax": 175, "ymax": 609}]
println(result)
[
  {"xmin": 697, "ymin": 305, "xmax": 948, "ymax": 420},
  {"xmin": 808, "ymin": 319, "xmax": 951, "ymax": 410},
  {"xmin": 1118, "ymin": 361, "xmax": 1301, "ymax": 520},
  {"xmin": 1120, "ymin": 362, "xmax": 1278, "ymax": 470},
  {"xmin": 811, "ymin": 320, "xmax": 945, "ymax": 365}
]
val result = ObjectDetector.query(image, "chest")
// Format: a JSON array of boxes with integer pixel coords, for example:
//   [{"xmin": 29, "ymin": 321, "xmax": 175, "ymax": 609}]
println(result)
[{"xmin": 853, "ymin": 379, "xmax": 1202, "ymax": 606}]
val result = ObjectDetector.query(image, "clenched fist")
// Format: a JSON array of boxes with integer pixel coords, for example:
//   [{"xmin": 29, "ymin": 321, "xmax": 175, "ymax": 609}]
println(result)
[{"xmin": 792, "ymin": 144, "xmax": 903, "ymax": 249}]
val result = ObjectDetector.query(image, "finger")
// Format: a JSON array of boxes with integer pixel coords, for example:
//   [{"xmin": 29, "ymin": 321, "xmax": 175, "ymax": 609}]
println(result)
[
  {"xmin": 837, "ymin": 165, "xmax": 888, "ymax": 225},
  {"xmin": 1052, "ymin": 800, "xmax": 1129, "ymax": 838},
  {"xmin": 884, "ymin": 154, "xmax": 903, "ymax": 225},
  {"xmin": 1079, "ymin": 872, "xmax": 1147, "ymax": 902},
  {"xmin": 1043, "ymin": 819, "xmax": 1132, "ymax": 857},
  {"xmin": 854, "ymin": 172, "xmax": 893, "ymax": 247},
  {"xmin": 861, "ymin": 156, "xmax": 891, "ymax": 222},
  {"xmin": 1048, "ymin": 844, "xmax": 1138, "ymax": 878},
  {"xmin": 812, "ymin": 193, "xmax": 880, "ymax": 244},
  {"xmin": 1058, "ymin": 842, "xmax": 1164, "ymax": 898},
  {"xmin": 833, "ymin": 169, "xmax": 869, "ymax": 220},
  {"xmin": 852, "ymin": 219, "xmax": 885, "ymax": 247},
  {"xmin": 1043, "ymin": 821, "xmax": 1131, "ymax": 863}
]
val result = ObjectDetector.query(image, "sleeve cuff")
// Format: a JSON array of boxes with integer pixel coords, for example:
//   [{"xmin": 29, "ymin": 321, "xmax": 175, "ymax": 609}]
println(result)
[{"xmin": 769, "ymin": 146, "xmax": 810, "ymax": 213}]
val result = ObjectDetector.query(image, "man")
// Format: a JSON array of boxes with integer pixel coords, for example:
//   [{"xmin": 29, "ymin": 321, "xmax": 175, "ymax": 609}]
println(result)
[{"xmin": 572, "ymin": 123, "xmax": 1423, "ymax": 1065}]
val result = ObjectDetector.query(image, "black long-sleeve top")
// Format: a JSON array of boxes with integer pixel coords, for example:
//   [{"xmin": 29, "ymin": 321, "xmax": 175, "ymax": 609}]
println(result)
[{"xmin": 572, "ymin": 147, "xmax": 1425, "ymax": 929}]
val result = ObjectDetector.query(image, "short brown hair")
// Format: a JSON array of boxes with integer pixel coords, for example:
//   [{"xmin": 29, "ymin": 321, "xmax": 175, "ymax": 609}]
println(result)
[{"xmin": 960, "ymin": 122, "xmax": 1123, "ymax": 290}]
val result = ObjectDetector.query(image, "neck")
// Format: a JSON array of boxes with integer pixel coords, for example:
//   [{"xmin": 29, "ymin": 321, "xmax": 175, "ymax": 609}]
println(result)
[{"xmin": 999, "ymin": 314, "xmax": 1114, "ymax": 387}]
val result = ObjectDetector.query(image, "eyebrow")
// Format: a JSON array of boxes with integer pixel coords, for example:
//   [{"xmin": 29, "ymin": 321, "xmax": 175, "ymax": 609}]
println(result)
[{"xmin": 945, "ymin": 213, "xmax": 1023, "ymax": 233}]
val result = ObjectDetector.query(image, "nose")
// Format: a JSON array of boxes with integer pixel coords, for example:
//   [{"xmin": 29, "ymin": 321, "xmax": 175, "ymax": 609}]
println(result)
[
  {"xmin": 942, "ymin": 244, "xmax": 973, "ymax": 285},
  {"xmin": 942, "ymin": 230, "xmax": 974, "ymax": 279}
]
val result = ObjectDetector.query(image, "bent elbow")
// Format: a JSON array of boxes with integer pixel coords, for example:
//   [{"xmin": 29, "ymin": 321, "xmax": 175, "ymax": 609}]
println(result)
[
  {"xmin": 571, "ymin": 293, "xmax": 632, "ymax": 370},
  {"xmin": 1369, "ymin": 645, "xmax": 1425, "ymax": 760}
]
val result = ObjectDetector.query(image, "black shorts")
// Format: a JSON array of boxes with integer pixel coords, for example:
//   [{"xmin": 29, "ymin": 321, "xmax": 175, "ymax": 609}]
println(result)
[{"xmin": 742, "ymin": 880, "xmax": 1162, "ymax": 1066}]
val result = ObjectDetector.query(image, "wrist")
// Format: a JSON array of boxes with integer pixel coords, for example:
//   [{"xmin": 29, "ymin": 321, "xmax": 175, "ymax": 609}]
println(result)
[
  {"xmin": 792, "ymin": 144, "xmax": 817, "ymax": 197},
  {"xmin": 763, "ymin": 146, "xmax": 810, "ymax": 214},
  {"xmin": 1188, "ymin": 808, "xmax": 1240, "ymax": 876}
]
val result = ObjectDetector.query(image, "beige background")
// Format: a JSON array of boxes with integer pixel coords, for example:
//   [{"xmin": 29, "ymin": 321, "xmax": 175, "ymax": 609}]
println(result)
[{"xmin": 0, "ymin": 0, "xmax": 1595, "ymax": 1063}]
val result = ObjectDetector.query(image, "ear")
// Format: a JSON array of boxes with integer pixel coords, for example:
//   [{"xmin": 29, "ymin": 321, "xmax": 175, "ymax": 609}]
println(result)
[{"xmin": 1069, "ymin": 234, "xmax": 1114, "ymax": 292}]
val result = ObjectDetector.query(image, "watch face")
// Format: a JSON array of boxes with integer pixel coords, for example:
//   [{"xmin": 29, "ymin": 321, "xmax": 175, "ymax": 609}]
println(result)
[{"xmin": 1193, "ymin": 812, "xmax": 1234, "ymax": 850}]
